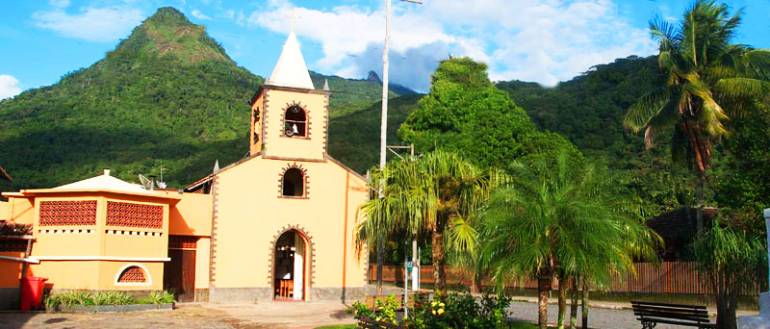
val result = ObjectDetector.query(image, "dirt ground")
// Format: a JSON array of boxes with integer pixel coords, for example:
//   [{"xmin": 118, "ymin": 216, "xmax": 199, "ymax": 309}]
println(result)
[{"xmin": 0, "ymin": 302, "xmax": 355, "ymax": 329}]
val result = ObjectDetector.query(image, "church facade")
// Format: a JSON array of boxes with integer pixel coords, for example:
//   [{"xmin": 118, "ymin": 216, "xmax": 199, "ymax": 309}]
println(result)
[
  {"xmin": 186, "ymin": 30, "xmax": 371, "ymax": 302},
  {"xmin": 0, "ymin": 31, "xmax": 370, "ymax": 307}
]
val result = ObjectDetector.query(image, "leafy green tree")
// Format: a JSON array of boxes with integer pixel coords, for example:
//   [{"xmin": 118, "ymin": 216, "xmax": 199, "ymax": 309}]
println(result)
[
  {"xmin": 480, "ymin": 150, "xmax": 657, "ymax": 329},
  {"xmin": 355, "ymin": 150, "xmax": 496, "ymax": 296},
  {"xmin": 712, "ymin": 99, "xmax": 770, "ymax": 230},
  {"xmin": 624, "ymin": 0, "xmax": 770, "ymax": 230},
  {"xmin": 692, "ymin": 220, "xmax": 767, "ymax": 329},
  {"xmin": 399, "ymin": 57, "xmax": 536, "ymax": 170}
]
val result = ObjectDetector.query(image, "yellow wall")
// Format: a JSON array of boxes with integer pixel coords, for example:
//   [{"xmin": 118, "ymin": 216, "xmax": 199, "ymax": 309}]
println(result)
[
  {"xmin": 31, "ymin": 261, "xmax": 101, "ymax": 290},
  {"xmin": 195, "ymin": 237, "xmax": 210, "ymax": 289},
  {"xmin": 261, "ymin": 88, "xmax": 328, "ymax": 160},
  {"xmin": 169, "ymin": 192, "xmax": 212, "ymax": 236},
  {"xmin": 0, "ymin": 201, "xmax": 7, "ymax": 220},
  {"xmin": 1, "ymin": 192, "xmax": 173, "ymax": 291},
  {"xmin": 211, "ymin": 155, "xmax": 369, "ymax": 296},
  {"xmin": 2, "ymin": 197, "xmax": 35, "ymax": 225}
]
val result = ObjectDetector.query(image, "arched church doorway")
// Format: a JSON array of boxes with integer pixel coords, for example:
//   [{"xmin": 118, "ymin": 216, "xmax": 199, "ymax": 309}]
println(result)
[{"xmin": 273, "ymin": 229, "xmax": 307, "ymax": 301}]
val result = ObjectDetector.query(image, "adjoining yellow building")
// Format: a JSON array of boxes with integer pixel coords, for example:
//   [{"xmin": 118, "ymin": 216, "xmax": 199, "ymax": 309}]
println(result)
[{"xmin": 0, "ymin": 31, "xmax": 370, "ymax": 308}]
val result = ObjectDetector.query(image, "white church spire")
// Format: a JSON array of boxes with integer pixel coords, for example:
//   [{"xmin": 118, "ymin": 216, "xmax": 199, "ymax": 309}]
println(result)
[{"xmin": 267, "ymin": 31, "xmax": 315, "ymax": 90}]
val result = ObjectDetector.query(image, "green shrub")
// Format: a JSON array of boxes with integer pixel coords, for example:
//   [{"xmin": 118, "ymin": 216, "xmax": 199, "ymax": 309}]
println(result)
[
  {"xmin": 139, "ymin": 290, "xmax": 175, "ymax": 304},
  {"xmin": 45, "ymin": 290, "xmax": 173, "ymax": 309},
  {"xmin": 351, "ymin": 292, "xmax": 515, "ymax": 329},
  {"xmin": 92, "ymin": 291, "xmax": 134, "ymax": 305}
]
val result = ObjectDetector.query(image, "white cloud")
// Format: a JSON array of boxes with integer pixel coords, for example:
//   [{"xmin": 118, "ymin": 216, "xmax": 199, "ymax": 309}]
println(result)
[
  {"xmin": 191, "ymin": 9, "xmax": 212, "ymax": 20},
  {"xmin": 32, "ymin": 6, "xmax": 143, "ymax": 42},
  {"xmin": 49, "ymin": 0, "xmax": 70, "ymax": 8},
  {"xmin": 0, "ymin": 75, "xmax": 22, "ymax": 100},
  {"xmin": 248, "ymin": 0, "xmax": 656, "ymax": 91}
]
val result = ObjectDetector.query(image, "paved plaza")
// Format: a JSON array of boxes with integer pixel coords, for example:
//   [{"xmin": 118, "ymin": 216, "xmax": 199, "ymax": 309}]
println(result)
[{"xmin": 0, "ymin": 300, "xmax": 756, "ymax": 329}]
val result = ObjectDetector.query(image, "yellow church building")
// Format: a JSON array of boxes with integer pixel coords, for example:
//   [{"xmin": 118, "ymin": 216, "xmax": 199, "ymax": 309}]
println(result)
[{"xmin": 0, "ymin": 31, "xmax": 371, "ymax": 308}]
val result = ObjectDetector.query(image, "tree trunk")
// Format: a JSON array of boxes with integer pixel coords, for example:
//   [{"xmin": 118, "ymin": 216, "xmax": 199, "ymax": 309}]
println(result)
[
  {"xmin": 538, "ymin": 275, "xmax": 552, "ymax": 329},
  {"xmin": 569, "ymin": 277, "xmax": 578, "ymax": 329},
  {"xmin": 557, "ymin": 275, "xmax": 567, "ymax": 329},
  {"xmin": 696, "ymin": 173, "xmax": 706, "ymax": 232},
  {"xmin": 716, "ymin": 291, "xmax": 738, "ymax": 329},
  {"xmin": 581, "ymin": 279, "xmax": 589, "ymax": 329},
  {"xmin": 432, "ymin": 230, "xmax": 447, "ymax": 297},
  {"xmin": 470, "ymin": 270, "xmax": 482, "ymax": 294},
  {"xmin": 376, "ymin": 239, "xmax": 384, "ymax": 295}
]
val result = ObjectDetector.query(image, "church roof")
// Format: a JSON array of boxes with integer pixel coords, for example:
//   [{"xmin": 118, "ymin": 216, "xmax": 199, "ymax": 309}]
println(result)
[
  {"xmin": 55, "ymin": 170, "xmax": 146, "ymax": 193},
  {"xmin": 266, "ymin": 31, "xmax": 315, "ymax": 90},
  {"xmin": 3, "ymin": 169, "xmax": 180, "ymax": 200}
]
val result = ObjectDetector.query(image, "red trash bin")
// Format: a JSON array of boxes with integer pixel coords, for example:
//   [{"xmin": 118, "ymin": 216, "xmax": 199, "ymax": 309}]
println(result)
[{"xmin": 20, "ymin": 277, "xmax": 47, "ymax": 311}]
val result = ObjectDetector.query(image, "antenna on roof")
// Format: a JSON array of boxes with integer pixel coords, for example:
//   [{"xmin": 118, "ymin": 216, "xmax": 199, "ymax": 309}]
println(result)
[
  {"xmin": 138, "ymin": 174, "xmax": 154, "ymax": 190},
  {"xmin": 157, "ymin": 163, "xmax": 167, "ymax": 189}
]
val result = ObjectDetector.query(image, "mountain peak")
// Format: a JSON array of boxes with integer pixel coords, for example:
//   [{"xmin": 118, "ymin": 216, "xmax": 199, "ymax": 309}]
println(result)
[
  {"xmin": 109, "ymin": 6, "xmax": 230, "ymax": 65},
  {"xmin": 145, "ymin": 7, "xmax": 191, "ymax": 26},
  {"xmin": 367, "ymin": 71, "xmax": 382, "ymax": 83}
]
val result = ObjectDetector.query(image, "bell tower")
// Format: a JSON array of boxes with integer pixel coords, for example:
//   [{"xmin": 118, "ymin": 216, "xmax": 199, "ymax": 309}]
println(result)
[{"xmin": 250, "ymin": 31, "xmax": 329, "ymax": 160}]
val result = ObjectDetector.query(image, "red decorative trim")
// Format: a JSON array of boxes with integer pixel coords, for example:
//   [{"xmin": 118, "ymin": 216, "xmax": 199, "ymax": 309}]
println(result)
[
  {"xmin": 118, "ymin": 266, "xmax": 146, "ymax": 282},
  {"xmin": 39, "ymin": 201, "xmax": 97, "ymax": 226},
  {"xmin": 106, "ymin": 202, "xmax": 163, "ymax": 229}
]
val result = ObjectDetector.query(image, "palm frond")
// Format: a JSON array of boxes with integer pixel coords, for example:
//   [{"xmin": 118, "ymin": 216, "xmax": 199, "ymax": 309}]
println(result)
[{"xmin": 624, "ymin": 88, "xmax": 671, "ymax": 132}]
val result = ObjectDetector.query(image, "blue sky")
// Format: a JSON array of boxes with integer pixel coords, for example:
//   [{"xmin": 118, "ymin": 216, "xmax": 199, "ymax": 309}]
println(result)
[{"xmin": 0, "ymin": 0, "xmax": 768, "ymax": 98}]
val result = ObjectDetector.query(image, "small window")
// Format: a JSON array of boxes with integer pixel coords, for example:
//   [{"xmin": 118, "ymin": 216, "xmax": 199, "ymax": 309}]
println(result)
[
  {"xmin": 282, "ymin": 168, "xmax": 305, "ymax": 197},
  {"xmin": 284, "ymin": 106, "xmax": 307, "ymax": 137},
  {"xmin": 117, "ymin": 266, "xmax": 146, "ymax": 283}
]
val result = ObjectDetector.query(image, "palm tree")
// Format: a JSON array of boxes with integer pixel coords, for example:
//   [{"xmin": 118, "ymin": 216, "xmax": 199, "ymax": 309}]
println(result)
[
  {"xmin": 355, "ymin": 150, "xmax": 495, "ymax": 296},
  {"xmin": 480, "ymin": 151, "xmax": 658, "ymax": 329},
  {"xmin": 624, "ymin": 0, "xmax": 770, "ymax": 230}
]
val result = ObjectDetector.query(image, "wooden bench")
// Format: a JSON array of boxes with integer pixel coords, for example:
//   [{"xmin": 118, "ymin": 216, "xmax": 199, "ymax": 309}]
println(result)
[{"xmin": 631, "ymin": 301, "xmax": 715, "ymax": 329}]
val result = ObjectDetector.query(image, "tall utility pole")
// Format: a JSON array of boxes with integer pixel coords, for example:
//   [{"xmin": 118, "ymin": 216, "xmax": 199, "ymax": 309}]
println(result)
[
  {"xmin": 375, "ymin": 0, "xmax": 391, "ymax": 295},
  {"xmin": 377, "ymin": 0, "xmax": 422, "ymax": 296}
]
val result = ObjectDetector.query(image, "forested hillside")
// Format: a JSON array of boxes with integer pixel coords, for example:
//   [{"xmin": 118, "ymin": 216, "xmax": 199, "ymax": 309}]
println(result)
[
  {"xmin": 2, "ymin": 7, "xmax": 753, "ymax": 217},
  {"xmin": 0, "ymin": 7, "xmax": 416, "ymax": 189},
  {"xmin": 498, "ymin": 56, "xmax": 693, "ymax": 213}
]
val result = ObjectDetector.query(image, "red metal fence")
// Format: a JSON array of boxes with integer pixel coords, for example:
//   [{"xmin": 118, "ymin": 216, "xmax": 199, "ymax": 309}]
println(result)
[{"xmin": 370, "ymin": 262, "xmax": 760, "ymax": 296}]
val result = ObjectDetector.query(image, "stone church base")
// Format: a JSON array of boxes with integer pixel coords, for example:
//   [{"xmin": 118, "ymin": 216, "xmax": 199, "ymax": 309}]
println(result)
[
  {"xmin": 738, "ymin": 292, "xmax": 770, "ymax": 329},
  {"xmin": 208, "ymin": 286, "xmax": 374, "ymax": 304}
]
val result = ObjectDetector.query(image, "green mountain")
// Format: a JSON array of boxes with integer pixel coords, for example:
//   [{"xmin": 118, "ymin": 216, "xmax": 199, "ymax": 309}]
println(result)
[
  {"xmin": 497, "ymin": 55, "xmax": 660, "ymax": 160},
  {"xmin": 497, "ymin": 56, "xmax": 689, "ymax": 212},
  {"xmin": 0, "ymin": 7, "xmax": 417, "ymax": 189},
  {"xmin": 328, "ymin": 94, "xmax": 421, "ymax": 173}
]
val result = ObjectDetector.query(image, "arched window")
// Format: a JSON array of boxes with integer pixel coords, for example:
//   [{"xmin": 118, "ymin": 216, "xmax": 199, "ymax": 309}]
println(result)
[
  {"xmin": 117, "ymin": 265, "xmax": 147, "ymax": 283},
  {"xmin": 284, "ymin": 105, "xmax": 307, "ymax": 137},
  {"xmin": 282, "ymin": 168, "xmax": 305, "ymax": 197}
]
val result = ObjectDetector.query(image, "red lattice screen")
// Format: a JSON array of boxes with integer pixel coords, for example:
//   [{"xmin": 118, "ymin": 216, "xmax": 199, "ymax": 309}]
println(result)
[
  {"xmin": 106, "ymin": 202, "xmax": 163, "ymax": 229},
  {"xmin": 39, "ymin": 201, "xmax": 97, "ymax": 226},
  {"xmin": 117, "ymin": 266, "xmax": 146, "ymax": 282}
]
